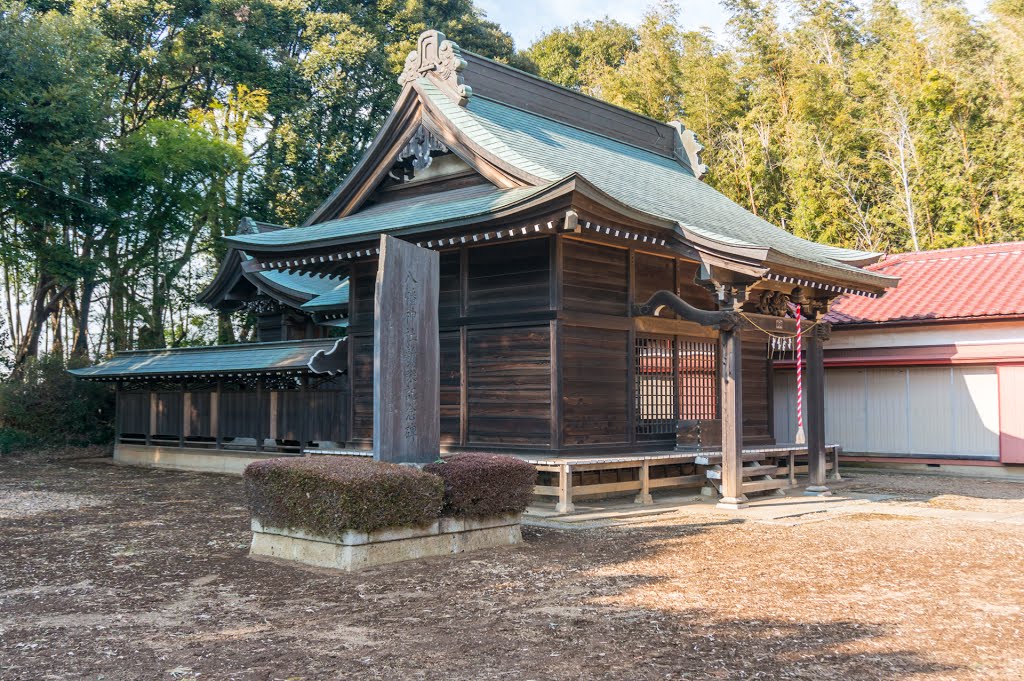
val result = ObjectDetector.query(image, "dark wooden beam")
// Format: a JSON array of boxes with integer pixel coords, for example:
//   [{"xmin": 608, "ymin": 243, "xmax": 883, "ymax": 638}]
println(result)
[{"xmin": 633, "ymin": 290, "xmax": 737, "ymax": 330}]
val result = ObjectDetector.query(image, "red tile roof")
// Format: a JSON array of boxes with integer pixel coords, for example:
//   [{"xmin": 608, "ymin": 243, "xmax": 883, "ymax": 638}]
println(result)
[{"xmin": 827, "ymin": 242, "xmax": 1024, "ymax": 325}]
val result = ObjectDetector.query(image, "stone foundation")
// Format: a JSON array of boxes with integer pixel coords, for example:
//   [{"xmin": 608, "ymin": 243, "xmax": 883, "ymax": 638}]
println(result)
[
  {"xmin": 249, "ymin": 513, "xmax": 523, "ymax": 571},
  {"xmin": 115, "ymin": 444, "xmax": 280, "ymax": 475}
]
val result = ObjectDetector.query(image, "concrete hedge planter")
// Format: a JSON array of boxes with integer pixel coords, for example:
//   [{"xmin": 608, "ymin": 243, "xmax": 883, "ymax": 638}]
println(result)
[
  {"xmin": 243, "ymin": 454, "xmax": 536, "ymax": 572},
  {"xmin": 249, "ymin": 513, "xmax": 523, "ymax": 571}
]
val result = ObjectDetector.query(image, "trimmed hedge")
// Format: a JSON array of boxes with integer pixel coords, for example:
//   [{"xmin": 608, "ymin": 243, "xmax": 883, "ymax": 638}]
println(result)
[
  {"xmin": 244, "ymin": 457, "xmax": 443, "ymax": 537},
  {"xmin": 425, "ymin": 453, "xmax": 537, "ymax": 519}
]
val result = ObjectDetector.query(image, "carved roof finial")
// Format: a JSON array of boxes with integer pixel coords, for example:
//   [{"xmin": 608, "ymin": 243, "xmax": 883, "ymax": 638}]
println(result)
[
  {"xmin": 669, "ymin": 121, "xmax": 708, "ymax": 180},
  {"xmin": 398, "ymin": 30, "xmax": 472, "ymax": 106}
]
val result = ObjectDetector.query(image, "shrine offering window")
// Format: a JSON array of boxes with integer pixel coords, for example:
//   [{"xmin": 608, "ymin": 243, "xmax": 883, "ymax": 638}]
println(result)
[
  {"xmin": 678, "ymin": 337, "xmax": 718, "ymax": 420},
  {"xmin": 635, "ymin": 335, "xmax": 719, "ymax": 437},
  {"xmin": 635, "ymin": 336, "xmax": 675, "ymax": 436}
]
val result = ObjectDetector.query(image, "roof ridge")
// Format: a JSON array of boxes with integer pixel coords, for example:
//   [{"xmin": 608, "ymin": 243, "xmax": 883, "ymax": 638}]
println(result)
[
  {"xmin": 471, "ymin": 93, "xmax": 693, "ymax": 173},
  {"xmin": 874, "ymin": 246, "xmax": 1024, "ymax": 270},
  {"xmin": 875, "ymin": 241, "xmax": 1024, "ymax": 263},
  {"xmin": 461, "ymin": 50, "xmax": 679, "ymax": 141}
]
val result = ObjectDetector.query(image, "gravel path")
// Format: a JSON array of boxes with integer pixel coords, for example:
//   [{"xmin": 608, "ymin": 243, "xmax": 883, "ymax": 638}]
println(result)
[{"xmin": 0, "ymin": 457, "xmax": 1022, "ymax": 680}]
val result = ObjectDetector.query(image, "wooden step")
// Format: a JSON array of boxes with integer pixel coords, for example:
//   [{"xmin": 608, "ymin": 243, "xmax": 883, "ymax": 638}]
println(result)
[
  {"xmin": 741, "ymin": 478, "xmax": 790, "ymax": 494},
  {"xmin": 705, "ymin": 464, "xmax": 778, "ymax": 480},
  {"xmin": 695, "ymin": 452, "xmax": 772, "ymax": 466}
]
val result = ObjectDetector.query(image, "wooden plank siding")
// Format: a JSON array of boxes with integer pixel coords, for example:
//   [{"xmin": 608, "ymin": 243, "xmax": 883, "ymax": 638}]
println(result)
[
  {"xmin": 741, "ymin": 333, "xmax": 774, "ymax": 445},
  {"xmin": 466, "ymin": 238, "xmax": 550, "ymax": 317},
  {"xmin": 440, "ymin": 330, "xmax": 462, "ymax": 446},
  {"xmin": 562, "ymin": 239, "xmax": 628, "ymax": 316},
  {"xmin": 466, "ymin": 325, "xmax": 552, "ymax": 447},
  {"xmin": 349, "ymin": 334, "xmax": 374, "ymax": 444},
  {"xmin": 561, "ymin": 325, "xmax": 631, "ymax": 446}
]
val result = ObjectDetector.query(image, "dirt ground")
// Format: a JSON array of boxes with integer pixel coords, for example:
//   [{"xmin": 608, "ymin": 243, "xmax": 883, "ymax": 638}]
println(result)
[{"xmin": 1, "ymin": 457, "xmax": 1022, "ymax": 681}]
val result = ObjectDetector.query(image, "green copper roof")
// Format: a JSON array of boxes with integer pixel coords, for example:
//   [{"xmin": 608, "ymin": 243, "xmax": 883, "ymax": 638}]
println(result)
[
  {"xmin": 258, "ymin": 269, "xmax": 344, "ymax": 297},
  {"xmin": 227, "ymin": 184, "xmax": 548, "ymax": 249},
  {"xmin": 301, "ymin": 279, "xmax": 351, "ymax": 311},
  {"xmin": 420, "ymin": 79, "xmax": 878, "ymax": 275},
  {"xmin": 69, "ymin": 339, "xmax": 341, "ymax": 379}
]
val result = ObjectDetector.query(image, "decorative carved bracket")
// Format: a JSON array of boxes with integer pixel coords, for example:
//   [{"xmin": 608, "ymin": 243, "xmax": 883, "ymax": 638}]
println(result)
[
  {"xmin": 398, "ymin": 30, "xmax": 472, "ymax": 106},
  {"xmin": 755, "ymin": 290, "xmax": 790, "ymax": 317},
  {"xmin": 307, "ymin": 338, "xmax": 348, "ymax": 375},
  {"xmin": 633, "ymin": 290, "xmax": 738, "ymax": 331},
  {"xmin": 389, "ymin": 125, "xmax": 450, "ymax": 180},
  {"xmin": 669, "ymin": 122, "xmax": 708, "ymax": 180}
]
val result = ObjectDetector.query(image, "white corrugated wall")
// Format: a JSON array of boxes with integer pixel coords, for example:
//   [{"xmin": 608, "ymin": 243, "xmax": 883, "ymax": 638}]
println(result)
[{"xmin": 772, "ymin": 366, "xmax": 1000, "ymax": 459}]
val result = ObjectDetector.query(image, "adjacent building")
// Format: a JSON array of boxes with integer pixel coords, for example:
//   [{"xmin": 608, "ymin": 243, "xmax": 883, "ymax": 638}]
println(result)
[{"xmin": 774, "ymin": 242, "xmax": 1024, "ymax": 474}]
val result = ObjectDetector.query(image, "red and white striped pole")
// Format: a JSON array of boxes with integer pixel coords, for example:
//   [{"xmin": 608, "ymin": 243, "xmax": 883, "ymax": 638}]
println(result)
[{"xmin": 794, "ymin": 303, "xmax": 805, "ymax": 444}]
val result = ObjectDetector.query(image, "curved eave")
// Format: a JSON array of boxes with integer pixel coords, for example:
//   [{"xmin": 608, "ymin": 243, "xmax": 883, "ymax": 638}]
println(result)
[
  {"xmin": 244, "ymin": 270, "xmax": 319, "ymax": 309},
  {"xmin": 196, "ymin": 250, "xmax": 245, "ymax": 308},
  {"xmin": 762, "ymin": 248, "xmax": 899, "ymax": 296},
  {"xmin": 303, "ymin": 86, "xmax": 425, "ymax": 226},
  {"xmin": 229, "ymin": 178, "xmax": 579, "ymax": 256}
]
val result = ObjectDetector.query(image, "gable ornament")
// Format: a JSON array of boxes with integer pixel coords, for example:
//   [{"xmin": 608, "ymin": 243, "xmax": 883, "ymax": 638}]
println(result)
[
  {"xmin": 669, "ymin": 121, "xmax": 708, "ymax": 180},
  {"xmin": 398, "ymin": 30, "xmax": 472, "ymax": 106},
  {"xmin": 388, "ymin": 125, "xmax": 450, "ymax": 180}
]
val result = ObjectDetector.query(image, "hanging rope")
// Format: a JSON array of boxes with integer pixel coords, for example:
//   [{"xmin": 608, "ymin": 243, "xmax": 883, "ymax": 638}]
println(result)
[
  {"xmin": 736, "ymin": 310, "xmax": 826, "ymax": 340},
  {"xmin": 794, "ymin": 304, "xmax": 806, "ymax": 444}
]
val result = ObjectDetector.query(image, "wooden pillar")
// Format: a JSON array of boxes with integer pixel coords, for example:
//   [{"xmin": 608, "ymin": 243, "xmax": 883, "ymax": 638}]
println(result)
[
  {"xmin": 717, "ymin": 322, "xmax": 748, "ymax": 509},
  {"xmin": 114, "ymin": 382, "xmax": 122, "ymax": 445},
  {"xmin": 635, "ymin": 460, "xmax": 653, "ymax": 505},
  {"xmin": 212, "ymin": 380, "xmax": 221, "ymax": 449},
  {"xmin": 298, "ymin": 375, "xmax": 309, "ymax": 455},
  {"xmin": 268, "ymin": 389, "xmax": 279, "ymax": 443},
  {"xmin": 179, "ymin": 383, "xmax": 187, "ymax": 447},
  {"xmin": 804, "ymin": 324, "xmax": 831, "ymax": 496},
  {"xmin": 556, "ymin": 462, "xmax": 574, "ymax": 514},
  {"xmin": 147, "ymin": 390, "xmax": 157, "ymax": 445},
  {"xmin": 255, "ymin": 377, "xmax": 264, "ymax": 452}
]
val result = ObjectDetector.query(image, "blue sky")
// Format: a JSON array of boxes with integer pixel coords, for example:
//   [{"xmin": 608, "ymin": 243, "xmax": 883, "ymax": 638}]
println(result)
[{"xmin": 476, "ymin": 0, "xmax": 991, "ymax": 50}]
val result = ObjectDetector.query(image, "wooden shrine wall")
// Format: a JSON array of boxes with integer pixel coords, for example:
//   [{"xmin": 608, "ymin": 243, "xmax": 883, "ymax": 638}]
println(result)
[
  {"xmin": 342, "ymin": 231, "xmax": 775, "ymax": 453},
  {"xmin": 345, "ymin": 237, "xmax": 553, "ymax": 449},
  {"xmin": 115, "ymin": 376, "xmax": 348, "ymax": 451}
]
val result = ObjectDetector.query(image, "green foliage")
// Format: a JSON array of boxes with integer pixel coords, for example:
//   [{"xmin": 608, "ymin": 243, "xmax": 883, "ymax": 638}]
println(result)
[
  {"xmin": 0, "ymin": 354, "xmax": 113, "ymax": 452},
  {"xmin": 0, "ymin": 0, "xmax": 521, "ymax": 369},
  {"xmin": 424, "ymin": 453, "xmax": 536, "ymax": 519},
  {"xmin": 244, "ymin": 457, "xmax": 445, "ymax": 536},
  {"xmin": 523, "ymin": 19, "xmax": 637, "ymax": 92},
  {"xmin": 526, "ymin": 0, "xmax": 1024, "ymax": 252}
]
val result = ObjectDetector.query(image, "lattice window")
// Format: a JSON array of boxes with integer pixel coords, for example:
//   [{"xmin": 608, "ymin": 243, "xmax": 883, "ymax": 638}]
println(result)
[
  {"xmin": 635, "ymin": 336, "xmax": 676, "ymax": 436},
  {"xmin": 678, "ymin": 338, "xmax": 718, "ymax": 420}
]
